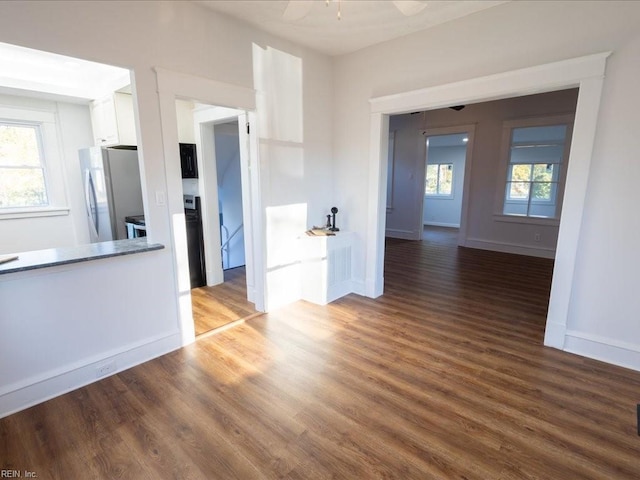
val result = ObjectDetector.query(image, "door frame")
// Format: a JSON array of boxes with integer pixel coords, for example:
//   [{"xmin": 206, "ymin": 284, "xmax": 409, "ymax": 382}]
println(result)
[
  {"xmin": 366, "ymin": 53, "xmax": 610, "ymax": 349},
  {"xmin": 420, "ymin": 125, "xmax": 476, "ymax": 244},
  {"xmin": 193, "ymin": 108, "xmax": 258, "ymax": 305},
  {"xmin": 155, "ymin": 68, "xmax": 265, "ymax": 346}
]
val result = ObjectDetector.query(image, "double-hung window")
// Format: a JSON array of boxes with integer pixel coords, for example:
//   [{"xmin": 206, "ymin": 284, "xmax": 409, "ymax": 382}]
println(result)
[
  {"xmin": 0, "ymin": 105, "xmax": 67, "ymax": 218},
  {"xmin": 500, "ymin": 116, "xmax": 573, "ymax": 220},
  {"xmin": 0, "ymin": 122, "xmax": 48, "ymax": 208}
]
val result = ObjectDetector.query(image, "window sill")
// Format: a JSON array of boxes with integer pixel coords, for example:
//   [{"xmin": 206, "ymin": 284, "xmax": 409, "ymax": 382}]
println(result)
[
  {"xmin": 0, "ymin": 207, "xmax": 70, "ymax": 220},
  {"xmin": 494, "ymin": 214, "xmax": 560, "ymax": 226},
  {"xmin": 424, "ymin": 195, "xmax": 454, "ymax": 200}
]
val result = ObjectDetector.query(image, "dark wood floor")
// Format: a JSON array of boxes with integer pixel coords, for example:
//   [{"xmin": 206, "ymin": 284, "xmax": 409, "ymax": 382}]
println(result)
[
  {"xmin": 2, "ymin": 232, "xmax": 640, "ymax": 479},
  {"xmin": 191, "ymin": 266, "xmax": 258, "ymax": 336},
  {"xmin": 421, "ymin": 224, "xmax": 460, "ymax": 244}
]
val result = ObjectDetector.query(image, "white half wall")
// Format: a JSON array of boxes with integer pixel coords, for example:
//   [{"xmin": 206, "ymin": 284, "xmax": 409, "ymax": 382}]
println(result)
[{"xmin": 0, "ymin": 249, "xmax": 178, "ymax": 418}]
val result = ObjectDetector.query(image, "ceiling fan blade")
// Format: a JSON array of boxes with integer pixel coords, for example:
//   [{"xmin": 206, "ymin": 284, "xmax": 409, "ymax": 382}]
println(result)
[
  {"xmin": 283, "ymin": 0, "xmax": 314, "ymax": 21},
  {"xmin": 392, "ymin": 0, "xmax": 429, "ymax": 16}
]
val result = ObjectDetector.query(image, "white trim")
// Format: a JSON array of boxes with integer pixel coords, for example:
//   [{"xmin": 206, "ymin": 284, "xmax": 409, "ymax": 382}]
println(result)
[
  {"xmin": 385, "ymin": 228, "xmax": 418, "ymax": 240},
  {"xmin": 494, "ymin": 113, "xmax": 574, "ymax": 222},
  {"xmin": 351, "ymin": 279, "xmax": 366, "ymax": 296},
  {"xmin": 155, "ymin": 68, "xmax": 256, "ymax": 111},
  {"xmin": 0, "ymin": 106, "xmax": 68, "ymax": 211},
  {"xmin": 154, "ymin": 68, "xmax": 266, "ymax": 348},
  {"xmin": 493, "ymin": 214, "xmax": 559, "ymax": 227},
  {"xmin": 367, "ymin": 53, "xmax": 610, "ymax": 352},
  {"xmin": 543, "ymin": 321, "xmax": 566, "ymax": 349},
  {"xmin": 367, "ymin": 112, "xmax": 388, "ymax": 298},
  {"xmin": 464, "ymin": 237, "xmax": 556, "ymax": 259},
  {"xmin": 564, "ymin": 330, "xmax": 640, "ymax": 372},
  {"xmin": 370, "ymin": 53, "xmax": 610, "ymax": 114},
  {"xmin": 423, "ymin": 221, "xmax": 460, "ymax": 228},
  {"xmin": 0, "ymin": 330, "xmax": 182, "ymax": 419},
  {"xmin": 0, "ymin": 206, "xmax": 69, "ymax": 219}
]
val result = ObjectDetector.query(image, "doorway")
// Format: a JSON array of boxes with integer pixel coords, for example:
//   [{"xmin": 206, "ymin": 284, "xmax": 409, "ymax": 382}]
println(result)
[
  {"xmin": 423, "ymin": 133, "xmax": 467, "ymax": 229},
  {"xmin": 156, "ymin": 68, "xmax": 266, "ymax": 345},
  {"xmin": 177, "ymin": 102, "xmax": 259, "ymax": 336},
  {"xmin": 367, "ymin": 53, "xmax": 609, "ymax": 349},
  {"xmin": 195, "ymin": 113, "xmax": 257, "ymax": 335}
]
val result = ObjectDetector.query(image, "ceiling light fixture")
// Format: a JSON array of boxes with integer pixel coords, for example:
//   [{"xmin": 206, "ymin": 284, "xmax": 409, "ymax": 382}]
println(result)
[
  {"xmin": 326, "ymin": 0, "xmax": 341, "ymax": 20},
  {"xmin": 284, "ymin": 0, "xmax": 428, "ymax": 22}
]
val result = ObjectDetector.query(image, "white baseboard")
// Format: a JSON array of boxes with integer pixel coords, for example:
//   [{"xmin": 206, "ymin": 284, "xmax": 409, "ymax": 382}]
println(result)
[
  {"xmin": 364, "ymin": 276, "xmax": 384, "ymax": 298},
  {"xmin": 385, "ymin": 228, "xmax": 418, "ymax": 240},
  {"xmin": 563, "ymin": 330, "xmax": 640, "ymax": 372},
  {"xmin": 423, "ymin": 222, "xmax": 460, "ymax": 228},
  {"xmin": 465, "ymin": 237, "xmax": 556, "ymax": 259},
  {"xmin": 351, "ymin": 279, "xmax": 366, "ymax": 296},
  {"xmin": 543, "ymin": 321, "xmax": 566, "ymax": 349},
  {"xmin": 0, "ymin": 331, "xmax": 182, "ymax": 419}
]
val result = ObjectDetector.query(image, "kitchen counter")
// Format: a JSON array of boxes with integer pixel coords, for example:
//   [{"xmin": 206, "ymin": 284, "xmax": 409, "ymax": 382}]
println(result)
[{"xmin": 0, "ymin": 238, "xmax": 164, "ymax": 275}]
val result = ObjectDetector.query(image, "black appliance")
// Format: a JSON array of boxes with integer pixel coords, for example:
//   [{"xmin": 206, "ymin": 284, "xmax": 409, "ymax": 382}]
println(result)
[
  {"xmin": 184, "ymin": 194, "xmax": 206, "ymax": 288},
  {"xmin": 180, "ymin": 143, "xmax": 198, "ymax": 178}
]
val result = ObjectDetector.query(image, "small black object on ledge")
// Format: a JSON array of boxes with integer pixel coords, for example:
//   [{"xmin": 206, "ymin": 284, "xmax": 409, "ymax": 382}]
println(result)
[{"xmin": 329, "ymin": 207, "xmax": 340, "ymax": 232}]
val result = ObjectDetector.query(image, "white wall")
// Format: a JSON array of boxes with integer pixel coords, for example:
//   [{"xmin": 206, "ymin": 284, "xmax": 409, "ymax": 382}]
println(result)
[
  {"xmin": 386, "ymin": 90, "xmax": 578, "ymax": 254},
  {"xmin": 423, "ymin": 145, "xmax": 466, "ymax": 228},
  {"xmin": 175, "ymin": 99, "xmax": 199, "ymax": 196},
  {"xmin": 175, "ymin": 99, "xmax": 196, "ymax": 144},
  {"xmin": 0, "ymin": 0, "xmax": 333, "ymax": 417},
  {"xmin": 333, "ymin": 0, "xmax": 640, "ymax": 370},
  {"xmin": 0, "ymin": 93, "xmax": 93, "ymax": 253},
  {"xmin": 384, "ymin": 116, "xmax": 426, "ymax": 239}
]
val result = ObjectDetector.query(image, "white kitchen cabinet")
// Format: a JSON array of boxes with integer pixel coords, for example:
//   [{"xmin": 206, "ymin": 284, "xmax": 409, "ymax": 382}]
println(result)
[{"xmin": 90, "ymin": 92, "xmax": 137, "ymax": 146}]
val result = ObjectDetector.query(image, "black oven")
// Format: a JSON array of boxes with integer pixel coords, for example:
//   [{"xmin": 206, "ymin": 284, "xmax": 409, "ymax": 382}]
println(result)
[{"xmin": 184, "ymin": 195, "xmax": 206, "ymax": 288}]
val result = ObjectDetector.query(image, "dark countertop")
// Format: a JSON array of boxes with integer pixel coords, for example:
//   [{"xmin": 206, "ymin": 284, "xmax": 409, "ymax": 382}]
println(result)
[{"xmin": 0, "ymin": 238, "xmax": 164, "ymax": 275}]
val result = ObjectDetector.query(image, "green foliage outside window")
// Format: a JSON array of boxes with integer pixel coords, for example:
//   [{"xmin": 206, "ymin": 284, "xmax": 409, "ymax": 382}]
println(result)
[
  {"xmin": 0, "ymin": 123, "xmax": 48, "ymax": 208},
  {"xmin": 426, "ymin": 163, "xmax": 453, "ymax": 196}
]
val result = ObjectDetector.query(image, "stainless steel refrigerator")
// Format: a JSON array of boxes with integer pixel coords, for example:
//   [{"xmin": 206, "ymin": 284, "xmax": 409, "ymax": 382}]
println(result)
[{"xmin": 79, "ymin": 147, "xmax": 144, "ymax": 242}]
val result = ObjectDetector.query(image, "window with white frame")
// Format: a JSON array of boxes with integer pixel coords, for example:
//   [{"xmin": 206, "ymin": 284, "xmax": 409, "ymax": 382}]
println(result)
[
  {"xmin": 0, "ymin": 105, "xmax": 67, "ymax": 216},
  {"xmin": 501, "ymin": 119, "xmax": 572, "ymax": 219},
  {"xmin": 425, "ymin": 163, "xmax": 453, "ymax": 196},
  {"xmin": 0, "ymin": 121, "xmax": 48, "ymax": 208}
]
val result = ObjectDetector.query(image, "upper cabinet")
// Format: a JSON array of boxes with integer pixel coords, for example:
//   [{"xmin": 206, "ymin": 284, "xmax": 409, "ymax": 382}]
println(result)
[{"xmin": 90, "ymin": 92, "xmax": 137, "ymax": 147}]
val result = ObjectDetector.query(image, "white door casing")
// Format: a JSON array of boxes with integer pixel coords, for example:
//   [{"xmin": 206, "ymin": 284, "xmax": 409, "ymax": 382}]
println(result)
[
  {"xmin": 367, "ymin": 53, "xmax": 610, "ymax": 349},
  {"xmin": 154, "ymin": 68, "xmax": 265, "ymax": 346}
]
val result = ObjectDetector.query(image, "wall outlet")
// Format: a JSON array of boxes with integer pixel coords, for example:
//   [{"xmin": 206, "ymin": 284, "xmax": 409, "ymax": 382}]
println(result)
[
  {"xmin": 534, "ymin": 232, "xmax": 541, "ymax": 242},
  {"xmin": 95, "ymin": 360, "xmax": 117, "ymax": 378}
]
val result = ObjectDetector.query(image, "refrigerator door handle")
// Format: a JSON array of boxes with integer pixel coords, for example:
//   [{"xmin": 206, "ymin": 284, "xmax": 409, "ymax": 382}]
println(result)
[{"xmin": 85, "ymin": 170, "xmax": 99, "ymax": 239}]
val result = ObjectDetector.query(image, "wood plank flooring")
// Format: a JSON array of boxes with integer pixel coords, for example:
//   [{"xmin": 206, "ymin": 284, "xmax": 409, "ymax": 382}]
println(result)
[
  {"xmin": 191, "ymin": 266, "xmax": 258, "ymax": 336},
  {"xmin": 2, "ymin": 233, "xmax": 640, "ymax": 479}
]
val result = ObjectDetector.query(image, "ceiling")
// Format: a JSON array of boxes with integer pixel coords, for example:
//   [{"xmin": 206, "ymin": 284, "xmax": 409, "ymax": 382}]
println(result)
[
  {"xmin": 0, "ymin": 1, "xmax": 510, "ymax": 101},
  {"xmin": 0, "ymin": 42, "xmax": 130, "ymax": 102},
  {"xmin": 197, "ymin": 0, "xmax": 509, "ymax": 56}
]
